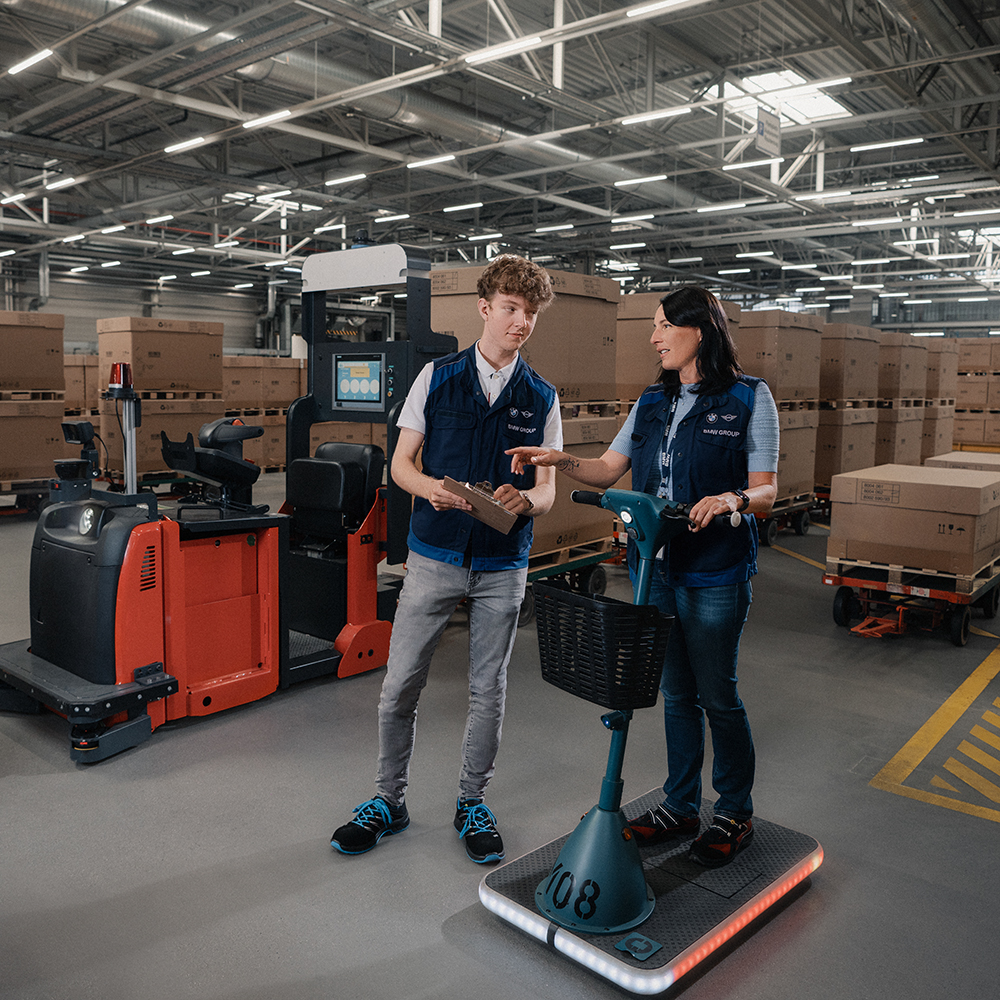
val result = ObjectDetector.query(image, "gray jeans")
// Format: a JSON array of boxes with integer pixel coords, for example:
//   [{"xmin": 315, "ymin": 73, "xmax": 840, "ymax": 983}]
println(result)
[{"xmin": 376, "ymin": 550, "xmax": 527, "ymax": 807}]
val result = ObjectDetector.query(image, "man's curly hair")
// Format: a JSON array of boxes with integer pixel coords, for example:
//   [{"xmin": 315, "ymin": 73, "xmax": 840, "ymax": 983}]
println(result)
[{"xmin": 476, "ymin": 254, "xmax": 555, "ymax": 312}]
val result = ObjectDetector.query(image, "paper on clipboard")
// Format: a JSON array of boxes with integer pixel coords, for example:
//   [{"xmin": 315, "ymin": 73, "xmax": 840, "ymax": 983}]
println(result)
[{"xmin": 442, "ymin": 477, "xmax": 518, "ymax": 534}]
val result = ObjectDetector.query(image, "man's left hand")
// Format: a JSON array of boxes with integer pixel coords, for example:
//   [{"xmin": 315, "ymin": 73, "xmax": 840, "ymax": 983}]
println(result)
[{"xmin": 494, "ymin": 483, "xmax": 532, "ymax": 514}]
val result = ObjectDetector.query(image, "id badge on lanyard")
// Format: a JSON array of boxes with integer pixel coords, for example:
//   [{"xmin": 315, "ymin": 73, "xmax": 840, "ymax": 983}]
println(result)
[{"xmin": 656, "ymin": 393, "xmax": 680, "ymax": 500}]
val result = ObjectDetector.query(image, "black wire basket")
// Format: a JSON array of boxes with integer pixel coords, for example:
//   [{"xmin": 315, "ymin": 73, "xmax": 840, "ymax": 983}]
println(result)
[{"xmin": 533, "ymin": 582, "xmax": 673, "ymax": 710}]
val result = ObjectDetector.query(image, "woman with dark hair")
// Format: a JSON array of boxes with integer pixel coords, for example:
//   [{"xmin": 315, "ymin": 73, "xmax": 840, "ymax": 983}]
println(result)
[{"xmin": 507, "ymin": 286, "xmax": 779, "ymax": 868}]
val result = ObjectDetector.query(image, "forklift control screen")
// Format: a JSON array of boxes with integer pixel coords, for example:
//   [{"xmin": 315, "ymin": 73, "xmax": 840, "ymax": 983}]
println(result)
[{"xmin": 334, "ymin": 353, "xmax": 384, "ymax": 411}]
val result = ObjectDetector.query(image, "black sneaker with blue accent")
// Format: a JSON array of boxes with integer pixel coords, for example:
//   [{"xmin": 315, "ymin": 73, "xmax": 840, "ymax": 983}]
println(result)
[
  {"xmin": 331, "ymin": 797, "xmax": 409, "ymax": 855},
  {"xmin": 454, "ymin": 797, "xmax": 505, "ymax": 864}
]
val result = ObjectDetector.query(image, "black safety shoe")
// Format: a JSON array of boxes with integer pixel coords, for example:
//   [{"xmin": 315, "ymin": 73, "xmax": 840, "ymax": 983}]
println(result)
[
  {"xmin": 690, "ymin": 816, "xmax": 754, "ymax": 867},
  {"xmin": 454, "ymin": 797, "xmax": 505, "ymax": 864},
  {"xmin": 627, "ymin": 803, "xmax": 700, "ymax": 845},
  {"xmin": 331, "ymin": 797, "xmax": 409, "ymax": 855}
]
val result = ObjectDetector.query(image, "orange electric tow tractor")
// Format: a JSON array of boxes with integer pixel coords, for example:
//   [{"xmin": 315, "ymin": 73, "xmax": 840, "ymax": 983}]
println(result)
[{"xmin": 0, "ymin": 243, "xmax": 456, "ymax": 762}]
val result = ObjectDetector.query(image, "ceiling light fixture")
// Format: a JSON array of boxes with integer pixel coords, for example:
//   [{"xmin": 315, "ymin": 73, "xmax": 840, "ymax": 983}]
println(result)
[
  {"xmin": 851, "ymin": 216, "xmax": 904, "ymax": 227},
  {"xmin": 160, "ymin": 274, "xmax": 177, "ymax": 282},
  {"xmin": 723, "ymin": 158, "xmax": 785, "ymax": 171},
  {"xmin": 234, "ymin": 283, "xmax": 254, "ymax": 289},
  {"xmin": 325, "ymin": 173, "xmax": 367, "ymax": 187},
  {"xmin": 668, "ymin": 256, "xmax": 703, "ymax": 263},
  {"xmin": 850, "ymin": 137, "xmax": 925, "ymax": 152},
  {"xmin": 242, "ymin": 109, "xmax": 292, "ymax": 129},
  {"xmin": 626, "ymin": 0, "xmax": 691, "ymax": 17},
  {"xmin": 171, "ymin": 247, "xmax": 196, "ymax": 255},
  {"xmin": 0, "ymin": 249, "xmax": 17, "ymax": 257},
  {"xmin": 925, "ymin": 253, "xmax": 971, "ymax": 260},
  {"xmin": 468, "ymin": 233, "xmax": 503, "ymax": 241},
  {"xmin": 736, "ymin": 251, "xmax": 775, "ymax": 258},
  {"xmin": 443, "ymin": 201, "xmax": 483, "ymax": 212},
  {"xmin": 62, "ymin": 234, "xmax": 85, "ymax": 243},
  {"xmin": 164, "ymin": 136, "xmax": 205, "ymax": 154},
  {"xmin": 954, "ymin": 208, "xmax": 1000, "ymax": 217},
  {"xmin": 101, "ymin": 225, "xmax": 126, "ymax": 234},
  {"xmin": 146, "ymin": 215, "xmax": 174, "ymax": 225},
  {"xmin": 101, "ymin": 260, "xmax": 121, "ymax": 268},
  {"xmin": 465, "ymin": 36, "xmax": 542, "ymax": 64},
  {"xmin": 374, "ymin": 214, "xmax": 410, "ymax": 223},
  {"xmin": 69, "ymin": 265, "xmax": 88, "ymax": 272},
  {"xmin": 904, "ymin": 298, "xmax": 933, "ymax": 305},
  {"xmin": 719, "ymin": 268, "xmax": 751, "ymax": 274},
  {"xmin": 214, "ymin": 240, "xmax": 239, "ymax": 248},
  {"xmin": 1, "ymin": 192, "xmax": 27, "ymax": 204},
  {"xmin": 45, "ymin": 177, "xmax": 76, "ymax": 191},
  {"xmin": 614, "ymin": 174, "xmax": 668, "ymax": 187},
  {"xmin": 536, "ymin": 223, "xmax": 574, "ymax": 232},
  {"xmin": 191, "ymin": 270, "xmax": 211, "ymax": 277},
  {"xmin": 697, "ymin": 201, "xmax": 747, "ymax": 213},
  {"xmin": 9, "ymin": 48, "xmax": 54, "ymax": 75},
  {"xmin": 408, "ymin": 154, "xmax": 456, "ymax": 169},
  {"xmin": 610, "ymin": 242, "xmax": 647, "ymax": 250},
  {"xmin": 621, "ymin": 107, "xmax": 692, "ymax": 126},
  {"xmin": 612, "ymin": 214, "xmax": 655, "ymax": 223}
]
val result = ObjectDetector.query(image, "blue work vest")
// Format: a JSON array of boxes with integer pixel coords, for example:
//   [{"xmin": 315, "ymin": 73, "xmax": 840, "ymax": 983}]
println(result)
[
  {"xmin": 407, "ymin": 344, "xmax": 557, "ymax": 570},
  {"xmin": 628, "ymin": 376, "xmax": 761, "ymax": 587}
]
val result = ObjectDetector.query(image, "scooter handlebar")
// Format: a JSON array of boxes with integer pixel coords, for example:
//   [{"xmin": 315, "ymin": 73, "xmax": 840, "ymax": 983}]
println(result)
[{"xmin": 570, "ymin": 490, "xmax": 605, "ymax": 507}]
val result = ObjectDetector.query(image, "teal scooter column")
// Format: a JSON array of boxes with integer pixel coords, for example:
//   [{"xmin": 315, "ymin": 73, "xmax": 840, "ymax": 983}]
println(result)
[{"xmin": 535, "ymin": 490, "xmax": 739, "ymax": 935}]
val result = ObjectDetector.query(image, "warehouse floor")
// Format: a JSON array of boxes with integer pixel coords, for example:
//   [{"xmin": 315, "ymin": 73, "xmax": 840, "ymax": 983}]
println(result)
[{"xmin": 3, "ymin": 473, "xmax": 1000, "ymax": 1000}]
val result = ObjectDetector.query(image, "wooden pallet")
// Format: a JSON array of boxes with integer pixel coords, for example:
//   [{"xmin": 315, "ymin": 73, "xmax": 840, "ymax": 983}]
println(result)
[
  {"xmin": 527, "ymin": 536, "xmax": 617, "ymax": 573},
  {"xmin": 771, "ymin": 491, "xmax": 815, "ymax": 513},
  {"xmin": 818, "ymin": 398, "xmax": 877, "ymax": 410},
  {"xmin": 876, "ymin": 397, "xmax": 925, "ymax": 408},
  {"xmin": 775, "ymin": 399, "xmax": 819, "ymax": 411},
  {"xmin": 0, "ymin": 389, "xmax": 65, "ymax": 401},
  {"xmin": 824, "ymin": 554, "xmax": 1000, "ymax": 597},
  {"xmin": 132, "ymin": 390, "xmax": 225, "ymax": 401}
]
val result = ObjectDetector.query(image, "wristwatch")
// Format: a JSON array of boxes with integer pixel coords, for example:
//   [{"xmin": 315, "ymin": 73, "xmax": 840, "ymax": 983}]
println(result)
[
  {"xmin": 731, "ymin": 489, "xmax": 750, "ymax": 512},
  {"xmin": 520, "ymin": 491, "xmax": 534, "ymax": 513}
]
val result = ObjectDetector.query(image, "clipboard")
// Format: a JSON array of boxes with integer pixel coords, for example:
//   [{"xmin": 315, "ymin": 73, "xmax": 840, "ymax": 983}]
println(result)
[{"xmin": 442, "ymin": 477, "xmax": 519, "ymax": 534}]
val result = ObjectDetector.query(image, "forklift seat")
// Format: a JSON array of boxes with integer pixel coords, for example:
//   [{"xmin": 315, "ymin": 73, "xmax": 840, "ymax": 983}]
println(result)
[
  {"xmin": 160, "ymin": 418, "xmax": 263, "ymax": 499},
  {"xmin": 287, "ymin": 442, "xmax": 385, "ymax": 535}
]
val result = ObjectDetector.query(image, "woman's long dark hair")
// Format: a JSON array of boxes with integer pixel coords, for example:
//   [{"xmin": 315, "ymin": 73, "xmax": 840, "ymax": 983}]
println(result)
[{"xmin": 655, "ymin": 286, "xmax": 743, "ymax": 396}]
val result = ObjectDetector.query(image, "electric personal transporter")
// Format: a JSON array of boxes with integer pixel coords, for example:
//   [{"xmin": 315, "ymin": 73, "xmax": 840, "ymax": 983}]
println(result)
[
  {"xmin": 0, "ymin": 243, "xmax": 456, "ymax": 762},
  {"xmin": 480, "ymin": 489, "xmax": 823, "ymax": 994}
]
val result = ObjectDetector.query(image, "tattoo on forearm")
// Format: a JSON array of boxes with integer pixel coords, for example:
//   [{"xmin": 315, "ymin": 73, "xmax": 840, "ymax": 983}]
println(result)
[{"xmin": 557, "ymin": 458, "xmax": 580, "ymax": 472}]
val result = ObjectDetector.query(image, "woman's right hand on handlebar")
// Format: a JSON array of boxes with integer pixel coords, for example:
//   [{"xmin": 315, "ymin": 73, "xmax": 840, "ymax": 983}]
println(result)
[{"xmin": 506, "ymin": 446, "xmax": 564, "ymax": 475}]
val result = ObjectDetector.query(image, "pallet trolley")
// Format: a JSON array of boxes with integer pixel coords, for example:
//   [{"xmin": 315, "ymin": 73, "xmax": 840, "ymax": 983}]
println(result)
[{"xmin": 824, "ymin": 558, "xmax": 1000, "ymax": 646}]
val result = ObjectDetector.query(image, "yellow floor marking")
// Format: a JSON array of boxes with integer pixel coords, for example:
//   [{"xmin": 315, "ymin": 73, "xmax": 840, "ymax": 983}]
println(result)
[
  {"xmin": 870, "ymin": 643, "xmax": 1000, "ymax": 822},
  {"xmin": 971, "ymin": 724, "xmax": 1000, "ymax": 753},
  {"xmin": 770, "ymin": 544, "xmax": 825, "ymax": 570},
  {"xmin": 943, "ymin": 757, "xmax": 1000, "ymax": 803},
  {"xmin": 931, "ymin": 775, "xmax": 960, "ymax": 792},
  {"xmin": 971, "ymin": 626, "xmax": 1000, "ymax": 639}
]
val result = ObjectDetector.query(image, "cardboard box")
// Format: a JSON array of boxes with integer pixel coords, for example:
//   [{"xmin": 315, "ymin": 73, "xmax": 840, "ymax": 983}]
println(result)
[
  {"xmin": 430, "ymin": 266, "xmax": 619, "ymax": 402},
  {"xmin": 529, "ymin": 442, "xmax": 627, "ymax": 554},
  {"xmin": 0, "ymin": 311, "xmax": 65, "ymax": 391},
  {"xmin": 925, "ymin": 450, "xmax": 1000, "ymax": 473},
  {"xmin": 616, "ymin": 293, "xmax": 740, "ymax": 401},
  {"xmin": 953, "ymin": 413, "xmax": 985, "ymax": 444},
  {"xmin": 874, "ymin": 406, "xmax": 924, "ymax": 466},
  {"xmin": 98, "ymin": 317, "xmax": 224, "ymax": 393},
  {"xmin": 0, "ymin": 400, "xmax": 66, "ymax": 479},
  {"xmin": 223, "ymin": 357, "xmax": 264, "ymax": 410},
  {"xmin": 777, "ymin": 410, "xmax": 818, "ymax": 498},
  {"xmin": 958, "ymin": 338, "xmax": 991, "ymax": 372},
  {"xmin": 100, "ymin": 398, "xmax": 226, "ymax": 474},
  {"xmin": 828, "ymin": 464, "xmax": 1000, "ymax": 575},
  {"xmin": 921, "ymin": 406, "xmax": 955, "ymax": 463},
  {"xmin": 815, "ymin": 408, "xmax": 878, "ymax": 486},
  {"xmin": 261, "ymin": 358, "xmax": 303, "ymax": 407},
  {"xmin": 878, "ymin": 332, "xmax": 928, "ymax": 399},
  {"xmin": 63, "ymin": 356, "xmax": 89, "ymax": 409},
  {"xmin": 732, "ymin": 310, "xmax": 822, "ymax": 401},
  {"xmin": 819, "ymin": 324, "xmax": 880, "ymax": 400},
  {"xmin": 562, "ymin": 414, "xmax": 619, "ymax": 446},
  {"xmin": 926, "ymin": 339, "xmax": 958, "ymax": 399},
  {"xmin": 258, "ymin": 413, "xmax": 286, "ymax": 467},
  {"xmin": 957, "ymin": 374, "xmax": 990, "ymax": 408},
  {"xmin": 310, "ymin": 421, "xmax": 373, "ymax": 455}
]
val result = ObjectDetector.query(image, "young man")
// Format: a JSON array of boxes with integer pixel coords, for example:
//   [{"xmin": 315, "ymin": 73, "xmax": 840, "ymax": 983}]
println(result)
[{"xmin": 331, "ymin": 254, "xmax": 560, "ymax": 864}]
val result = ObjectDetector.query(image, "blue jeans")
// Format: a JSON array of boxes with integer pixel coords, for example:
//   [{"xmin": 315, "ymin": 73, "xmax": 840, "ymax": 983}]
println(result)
[
  {"xmin": 646, "ymin": 571, "xmax": 755, "ymax": 821},
  {"xmin": 376, "ymin": 550, "xmax": 527, "ymax": 808}
]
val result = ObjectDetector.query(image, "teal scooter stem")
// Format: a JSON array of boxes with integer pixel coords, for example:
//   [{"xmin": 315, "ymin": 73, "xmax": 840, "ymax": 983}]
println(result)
[{"xmin": 535, "ymin": 488, "xmax": 741, "ymax": 934}]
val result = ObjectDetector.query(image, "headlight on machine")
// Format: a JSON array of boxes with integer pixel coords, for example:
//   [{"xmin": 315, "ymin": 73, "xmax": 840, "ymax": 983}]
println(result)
[{"xmin": 78, "ymin": 505, "xmax": 98, "ymax": 535}]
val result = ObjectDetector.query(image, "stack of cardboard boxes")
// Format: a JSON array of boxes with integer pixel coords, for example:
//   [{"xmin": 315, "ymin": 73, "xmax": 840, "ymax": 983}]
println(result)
[
  {"xmin": 222, "ymin": 356, "xmax": 304, "ymax": 467},
  {"xmin": 874, "ymin": 332, "xmax": 927, "ymax": 466},
  {"xmin": 731, "ymin": 310, "xmax": 821, "ymax": 500},
  {"xmin": 432, "ymin": 266, "xmax": 622, "ymax": 556},
  {"xmin": 0, "ymin": 311, "xmax": 66, "ymax": 482},
  {"xmin": 97, "ymin": 317, "xmax": 225, "ymax": 476},
  {"xmin": 921, "ymin": 339, "xmax": 957, "ymax": 461},
  {"xmin": 827, "ymin": 463, "xmax": 1000, "ymax": 577},
  {"xmin": 954, "ymin": 339, "xmax": 1000, "ymax": 445}
]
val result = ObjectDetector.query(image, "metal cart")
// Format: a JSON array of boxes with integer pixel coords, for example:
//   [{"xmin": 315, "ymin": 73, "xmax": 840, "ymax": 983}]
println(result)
[{"xmin": 823, "ymin": 557, "xmax": 1000, "ymax": 646}]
